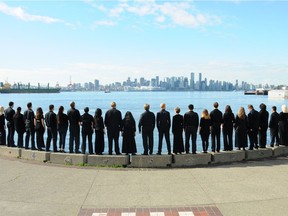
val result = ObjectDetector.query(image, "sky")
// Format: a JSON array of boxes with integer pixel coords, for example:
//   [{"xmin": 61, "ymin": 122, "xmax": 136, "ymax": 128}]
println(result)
[{"xmin": 0, "ymin": 0, "xmax": 287, "ymax": 87}]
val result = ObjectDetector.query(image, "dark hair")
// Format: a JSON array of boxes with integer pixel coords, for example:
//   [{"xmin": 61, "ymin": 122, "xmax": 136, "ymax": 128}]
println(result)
[
  {"xmin": 9, "ymin": 101, "xmax": 14, "ymax": 107},
  {"xmin": 95, "ymin": 108, "xmax": 102, "ymax": 118},
  {"xmin": 188, "ymin": 104, "xmax": 194, "ymax": 110},
  {"xmin": 213, "ymin": 102, "xmax": 219, "ymax": 108},
  {"xmin": 84, "ymin": 107, "xmax": 89, "ymax": 113},
  {"xmin": 248, "ymin": 104, "xmax": 254, "ymax": 109},
  {"xmin": 27, "ymin": 102, "xmax": 32, "ymax": 108},
  {"xmin": 225, "ymin": 105, "xmax": 232, "ymax": 114},
  {"xmin": 272, "ymin": 106, "xmax": 277, "ymax": 112},
  {"xmin": 49, "ymin": 104, "xmax": 54, "ymax": 111},
  {"xmin": 16, "ymin": 107, "xmax": 21, "ymax": 112},
  {"xmin": 124, "ymin": 111, "xmax": 134, "ymax": 122},
  {"xmin": 58, "ymin": 106, "xmax": 64, "ymax": 114},
  {"xmin": 259, "ymin": 103, "xmax": 266, "ymax": 111}
]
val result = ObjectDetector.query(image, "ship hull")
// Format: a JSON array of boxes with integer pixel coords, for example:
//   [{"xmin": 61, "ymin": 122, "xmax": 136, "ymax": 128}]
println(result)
[{"xmin": 0, "ymin": 88, "xmax": 61, "ymax": 94}]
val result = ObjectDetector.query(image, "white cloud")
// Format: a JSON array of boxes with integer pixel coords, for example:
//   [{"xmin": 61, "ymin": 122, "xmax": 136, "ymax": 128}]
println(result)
[
  {"xmin": 91, "ymin": 20, "xmax": 117, "ymax": 28},
  {"xmin": 0, "ymin": 2, "xmax": 62, "ymax": 23}
]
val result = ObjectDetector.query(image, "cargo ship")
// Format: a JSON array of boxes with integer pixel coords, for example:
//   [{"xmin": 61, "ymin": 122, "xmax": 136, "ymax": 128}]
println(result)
[{"xmin": 0, "ymin": 82, "xmax": 61, "ymax": 94}]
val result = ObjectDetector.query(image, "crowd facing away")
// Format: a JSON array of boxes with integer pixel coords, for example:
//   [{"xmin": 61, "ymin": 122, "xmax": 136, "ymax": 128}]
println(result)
[{"xmin": 0, "ymin": 100, "xmax": 288, "ymax": 156}]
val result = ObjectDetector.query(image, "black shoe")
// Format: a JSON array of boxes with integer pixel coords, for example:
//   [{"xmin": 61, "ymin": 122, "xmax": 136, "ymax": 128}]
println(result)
[
  {"xmin": 31, "ymin": 148, "xmax": 37, "ymax": 150},
  {"xmin": 168, "ymin": 152, "xmax": 171, "ymax": 155},
  {"xmin": 156, "ymin": 152, "xmax": 161, "ymax": 155},
  {"xmin": 108, "ymin": 153, "xmax": 112, "ymax": 155},
  {"xmin": 142, "ymin": 153, "xmax": 148, "ymax": 155},
  {"xmin": 38, "ymin": 148, "xmax": 44, "ymax": 151},
  {"xmin": 116, "ymin": 153, "xmax": 121, "ymax": 155},
  {"xmin": 69, "ymin": 151, "xmax": 74, "ymax": 154},
  {"xmin": 75, "ymin": 151, "xmax": 81, "ymax": 154}
]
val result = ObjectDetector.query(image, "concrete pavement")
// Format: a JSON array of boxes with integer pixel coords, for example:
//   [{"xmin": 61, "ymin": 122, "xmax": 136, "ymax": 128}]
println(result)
[{"xmin": 1, "ymin": 155, "xmax": 288, "ymax": 216}]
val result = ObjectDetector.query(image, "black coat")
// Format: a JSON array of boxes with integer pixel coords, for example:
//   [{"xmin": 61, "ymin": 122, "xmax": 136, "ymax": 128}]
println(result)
[
  {"xmin": 57, "ymin": 113, "xmax": 68, "ymax": 132},
  {"xmin": 183, "ymin": 111, "xmax": 199, "ymax": 129},
  {"xmin": 259, "ymin": 110, "xmax": 269, "ymax": 130},
  {"xmin": 172, "ymin": 114, "xmax": 184, "ymax": 153},
  {"xmin": 210, "ymin": 109, "xmax": 223, "ymax": 127},
  {"xmin": 14, "ymin": 113, "xmax": 25, "ymax": 134},
  {"xmin": 247, "ymin": 109, "xmax": 259, "ymax": 130},
  {"xmin": 104, "ymin": 108, "xmax": 122, "ymax": 132},
  {"xmin": 222, "ymin": 112, "xmax": 235, "ymax": 131},
  {"xmin": 279, "ymin": 112, "xmax": 288, "ymax": 145},
  {"xmin": 200, "ymin": 117, "xmax": 212, "ymax": 136},
  {"xmin": 67, "ymin": 108, "xmax": 81, "ymax": 128},
  {"xmin": 234, "ymin": 115, "xmax": 248, "ymax": 148},
  {"xmin": 81, "ymin": 113, "xmax": 94, "ymax": 134},
  {"xmin": 138, "ymin": 110, "xmax": 155, "ymax": 133},
  {"xmin": 156, "ymin": 109, "xmax": 171, "ymax": 131},
  {"xmin": 122, "ymin": 118, "xmax": 137, "ymax": 153}
]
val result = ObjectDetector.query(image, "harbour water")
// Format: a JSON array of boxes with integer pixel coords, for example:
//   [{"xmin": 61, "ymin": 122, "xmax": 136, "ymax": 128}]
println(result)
[{"xmin": 1, "ymin": 91, "xmax": 287, "ymax": 153}]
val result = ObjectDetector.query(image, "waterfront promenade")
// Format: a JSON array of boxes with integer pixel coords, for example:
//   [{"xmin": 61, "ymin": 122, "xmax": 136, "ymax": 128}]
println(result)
[{"xmin": 1, "ymin": 154, "xmax": 288, "ymax": 216}]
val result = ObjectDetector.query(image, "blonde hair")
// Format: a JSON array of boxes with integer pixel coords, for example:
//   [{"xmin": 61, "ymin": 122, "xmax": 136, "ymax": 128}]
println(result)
[
  {"xmin": 0, "ymin": 106, "xmax": 4, "ymax": 116},
  {"xmin": 111, "ymin": 102, "xmax": 116, "ymax": 108},
  {"xmin": 202, "ymin": 109, "xmax": 210, "ymax": 119},
  {"xmin": 175, "ymin": 107, "xmax": 180, "ymax": 114},
  {"xmin": 281, "ymin": 105, "xmax": 288, "ymax": 113},
  {"xmin": 160, "ymin": 103, "xmax": 166, "ymax": 109},
  {"xmin": 144, "ymin": 103, "xmax": 150, "ymax": 111},
  {"xmin": 237, "ymin": 107, "xmax": 246, "ymax": 119}
]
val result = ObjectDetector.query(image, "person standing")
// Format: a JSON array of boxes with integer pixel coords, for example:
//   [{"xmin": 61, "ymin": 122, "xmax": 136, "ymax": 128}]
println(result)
[
  {"xmin": 269, "ymin": 106, "xmax": 280, "ymax": 147},
  {"xmin": 247, "ymin": 104, "xmax": 259, "ymax": 150},
  {"xmin": 234, "ymin": 107, "xmax": 248, "ymax": 150},
  {"xmin": 5, "ymin": 101, "xmax": 16, "ymax": 147},
  {"xmin": 172, "ymin": 107, "xmax": 184, "ymax": 154},
  {"xmin": 13, "ymin": 107, "xmax": 25, "ymax": 148},
  {"xmin": 156, "ymin": 103, "xmax": 171, "ymax": 155},
  {"xmin": 122, "ymin": 111, "xmax": 137, "ymax": 155},
  {"xmin": 279, "ymin": 105, "xmax": 288, "ymax": 146},
  {"xmin": 57, "ymin": 106, "xmax": 68, "ymax": 153},
  {"xmin": 258, "ymin": 103, "xmax": 269, "ymax": 148},
  {"xmin": 45, "ymin": 104, "xmax": 58, "ymax": 152},
  {"xmin": 34, "ymin": 107, "xmax": 45, "ymax": 151},
  {"xmin": 67, "ymin": 101, "xmax": 81, "ymax": 153},
  {"xmin": 24, "ymin": 102, "xmax": 36, "ymax": 150},
  {"xmin": 94, "ymin": 108, "xmax": 105, "ymax": 155},
  {"xmin": 138, "ymin": 104, "xmax": 155, "ymax": 155},
  {"xmin": 199, "ymin": 109, "xmax": 212, "ymax": 153},
  {"xmin": 81, "ymin": 107, "xmax": 94, "ymax": 154},
  {"xmin": 222, "ymin": 105, "xmax": 235, "ymax": 151},
  {"xmin": 104, "ymin": 102, "xmax": 122, "ymax": 155},
  {"xmin": 210, "ymin": 102, "xmax": 223, "ymax": 152},
  {"xmin": 0, "ymin": 106, "xmax": 6, "ymax": 146},
  {"xmin": 184, "ymin": 104, "xmax": 199, "ymax": 154}
]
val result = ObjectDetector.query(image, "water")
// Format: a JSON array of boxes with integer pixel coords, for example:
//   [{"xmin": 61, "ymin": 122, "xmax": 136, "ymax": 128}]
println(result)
[{"xmin": 1, "ymin": 91, "xmax": 287, "ymax": 153}]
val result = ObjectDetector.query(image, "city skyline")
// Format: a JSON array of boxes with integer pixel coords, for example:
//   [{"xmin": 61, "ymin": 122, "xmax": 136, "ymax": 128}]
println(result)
[{"xmin": 0, "ymin": 1, "xmax": 288, "ymax": 86}]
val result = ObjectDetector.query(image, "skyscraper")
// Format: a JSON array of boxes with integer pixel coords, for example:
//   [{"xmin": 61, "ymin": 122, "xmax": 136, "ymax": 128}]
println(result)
[
  {"xmin": 190, "ymin": 72, "xmax": 195, "ymax": 90},
  {"xmin": 199, "ymin": 73, "xmax": 202, "ymax": 90}
]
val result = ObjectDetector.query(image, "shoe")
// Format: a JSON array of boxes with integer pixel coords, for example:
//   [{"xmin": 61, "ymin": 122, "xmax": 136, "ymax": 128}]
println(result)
[
  {"xmin": 116, "ymin": 153, "xmax": 121, "ymax": 155},
  {"xmin": 132, "ymin": 153, "xmax": 136, "ymax": 155},
  {"xmin": 69, "ymin": 151, "xmax": 74, "ymax": 154},
  {"xmin": 38, "ymin": 149, "xmax": 44, "ymax": 151},
  {"xmin": 192, "ymin": 152, "xmax": 197, "ymax": 154},
  {"xmin": 142, "ymin": 153, "xmax": 148, "ymax": 155},
  {"xmin": 168, "ymin": 152, "xmax": 171, "ymax": 155},
  {"xmin": 75, "ymin": 151, "xmax": 81, "ymax": 154},
  {"xmin": 156, "ymin": 152, "xmax": 161, "ymax": 155},
  {"xmin": 31, "ymin": 148, "xmax": 37, "ymax": 150}
]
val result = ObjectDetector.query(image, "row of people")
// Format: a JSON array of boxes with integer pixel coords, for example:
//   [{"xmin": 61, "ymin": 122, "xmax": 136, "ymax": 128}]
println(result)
[{"xmin": 0, "ymin": 101, "xmax": 288, "ymax": 155}]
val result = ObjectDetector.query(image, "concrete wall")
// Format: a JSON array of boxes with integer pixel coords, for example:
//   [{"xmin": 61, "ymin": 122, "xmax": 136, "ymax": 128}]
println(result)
[
  {"xmin": 50, "ymin": 153, "xmax": 87, "ymax": 165},
  {"xmin": 87, "ymin": 155, "xmax": 129, "ymax": 167},
  {"xmin": 0, "ymin": 146, "xmax": 21, "ymax": 158},
  {"xmin": 212, "ymin": 151, "xmax": 245, "ymax": 164},
  {"xmin": 130, "ymin": 155, "xmax": 172, "ymax": 168},
  {"xmin": 273, "ymin": 146, "xmax": 288, "ymax": 157},
  {"xmin": 21, "ymin": 149, "xmax": 50, "ymax": 162},
  {"xmin": 245, "ymin": 148, "xmax": 273, "ymax": 160},
  {"xmin": 172, "ymin": 153, "xmax": 211, "ymax": 167}
]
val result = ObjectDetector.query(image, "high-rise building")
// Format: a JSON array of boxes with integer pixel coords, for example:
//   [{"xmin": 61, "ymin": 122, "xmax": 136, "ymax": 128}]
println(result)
[
  {"xmin": 190, "ymin": 72, "xmax": 195, "ymax": 90},
  {"xmin": 94, "ymin": 79, "xmax": 99, "ymax": 91},
  {"xmin": 199, "ymin": 73, "xmax": 202, "ymax": 90},
  {"xmin": 156, "ymin": 76, "xmax": 159, "ymax": 87}
]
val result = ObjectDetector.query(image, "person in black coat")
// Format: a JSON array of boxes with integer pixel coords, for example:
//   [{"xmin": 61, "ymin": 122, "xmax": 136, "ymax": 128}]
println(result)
[
  {"xmin": 104, "ymin": 102, "xmax": 122, "ymax": 155},
  {"xmin": 5, "ymin": 101, "xmax": 16, "ymax": 147},
  {"xmin": 34, "ymin": 107, "xmax": 45, "ymax": 151},
  {"xmin": 138, "ymin": 104, "xmax": 155, "ymax": 155},
  {"xmin": 210, "ymin": 102, "xmax": 223, "ymax": 152},
  {"xmin": 57, "ymin": 106, "xmax": 68, "ymax": 153},
  {"xmin": 172, "ymin": 107, "xmax": 184, "ymax": 154},
  {"xmin": 0, "ymin": 106, "xmax": 6, "ymax": 146},
  {"xmin": 199, "ymin": 109, "xmax": 212, "ymax": 153},
  {"xmin": 94, "ymin": 108, "xmax": 105, "ymax": 155},
  {"xmin": 24, "ymin": 102, "xmax": 36, "ymax": 150},
  {"xmin": 122, "ymin": 111, "xmax": 137, "ymax": 155},
  {"xmin": 67, "ymin": 101, "xmax": 81, "ymax": 153},
  {"xmin": 247, "ymin": 104, "xmax": 259, "ymax": 150},
  {"xmin": 222, "ymin": 105, "xmax": 235, "ymax": 151},
  {"xmin": 13, "ymin": 107, "xmax": 25, "ymax": 148},
  {"xmin": 269, "ymin": 106, "xmax": 280, "ymax": 147},
  {"xmin": 156, "ymin": 103, "xmax": 171, "ymax": 155},
  {"xmin": 45, "ymin": 104, "xmax": 58, "ymax": 152},
  {"xmin": 81, "ymin": 107, "xmax": 94, "ymax": 154},
  {"xmin": 184, "ymin": 104, "xmax": 199, "ymax": 154},
  {"xmin": 279, "ymin": 105, "xmax": 288, "ymax": 146},
  {"xmin": 234, "ymin": 107, "xmax": 248, "ymax": 150},
  {"xmin": 258, "ymin": 103, "xmax": 269, "ymax": 148}
]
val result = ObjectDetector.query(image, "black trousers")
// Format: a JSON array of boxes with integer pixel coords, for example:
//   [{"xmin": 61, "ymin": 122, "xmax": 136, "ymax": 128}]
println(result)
[
  {"xmin": 46, "ymin": 127, "xmax": 58, "ymax": 152},
  {"xmin": 107, "ymin": 130, "xmax": 120, "ymax": 154},
  {"xmin": 36, "ymin": 130, "xmax": 45, "ymax": 150},
  {"xmin": 157, "ymin": 128, "xmax": 171, "ymax": 154},
  {"xmin": 223, "ymin": 128, "xmax": 233, "ymax": 151},
  {"xmin": 211, "ymin": 125, "xmax": 221, "ymax": 152},
  {"xmin": 201, "ymin": 133, "xmax": 209, "ymax": 152},
  {"xmin": 69, "ymin": 126, "xmax": 80, "ymax": 153},
  {"xmin": 185, "ymin": 126, "xmax": 197, "ymax": 153},
  {"xmin": 82, "ymin": 131, "xmax": 93, "ymax": 154},
  {"xmin": 270, "ymin": 128, "xmax": 280, "ymax": 146},
  {"xmin": 7, "ymin": 122, "xmax": 15, "ymax": 147},
  {"xmin": 58, "ymin": 129, "xmax": 67, "ymax": 150},
  {"xmin": 142, "ymin": 128, "xmax": 154, "ymax": 155},
  {"xmin": 258, "ymin": 128, "xmax": 267, "ymax": 148},
  {"xmin": 17, "ymin": 131, "xmax": 24, "ymax": 148},
  {"xmin": 248, "ymin": 129, "xmax": 258, "ymax": 149},
  {"xmin": 25, "ymin": 127, "xmax": 36, "ymax": 149}
]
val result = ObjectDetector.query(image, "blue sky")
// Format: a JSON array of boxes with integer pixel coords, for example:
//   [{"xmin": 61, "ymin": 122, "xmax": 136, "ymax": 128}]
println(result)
[{"xmin": 0, "ymin": 0, "xmax": 287, "ymax": 86}]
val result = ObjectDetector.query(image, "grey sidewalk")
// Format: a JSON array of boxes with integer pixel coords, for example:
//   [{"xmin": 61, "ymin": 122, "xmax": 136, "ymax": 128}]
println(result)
[{"xmin": 1, "ymin": 156, "xmax": 288, "ymax": 216}]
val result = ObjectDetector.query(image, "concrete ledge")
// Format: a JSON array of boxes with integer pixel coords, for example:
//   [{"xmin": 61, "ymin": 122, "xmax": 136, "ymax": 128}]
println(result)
[
  {"xmin": 212, "ymin": 151, "xmax": 245, "ymax": 164},
  {"xmin": 130, "ymin": 155, "xmax": 172, "ymax": 168},
  {"xmin": 0, "ymin": 146, "xmax": 21, "ymax": 158},
  {"xmin": 21, "ymin": 149, "xmax": 50, "ymax": 162},
  {"xmin": 87, "ymin": 155, "xmax": 129, "ymax": 167},
  {"xmin": 50, "ymin": 153, "xmax": 87, "ymax": 165},
  {"xmin": 245, "ymin": 148, "xmax": 273, "ymax": 160},
  {"xmin": 172, "ymin": 153, "xmax": 211, "ymax": 167},
  {"xmin": 272, "ymin": 146, "xmax": 288, "ymax": 157}
]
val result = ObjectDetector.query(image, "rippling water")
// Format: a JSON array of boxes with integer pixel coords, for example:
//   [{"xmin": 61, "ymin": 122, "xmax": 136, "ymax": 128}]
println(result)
[{"xmin": 1, "ymin": 91, "xmax": 287, "ymax": 153}]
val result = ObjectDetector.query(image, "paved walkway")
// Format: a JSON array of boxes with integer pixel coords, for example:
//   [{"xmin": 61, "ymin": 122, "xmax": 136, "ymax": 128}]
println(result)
[{"xmin": 1, "ymin": 156, "xmax": 288, "ymax": 216}]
